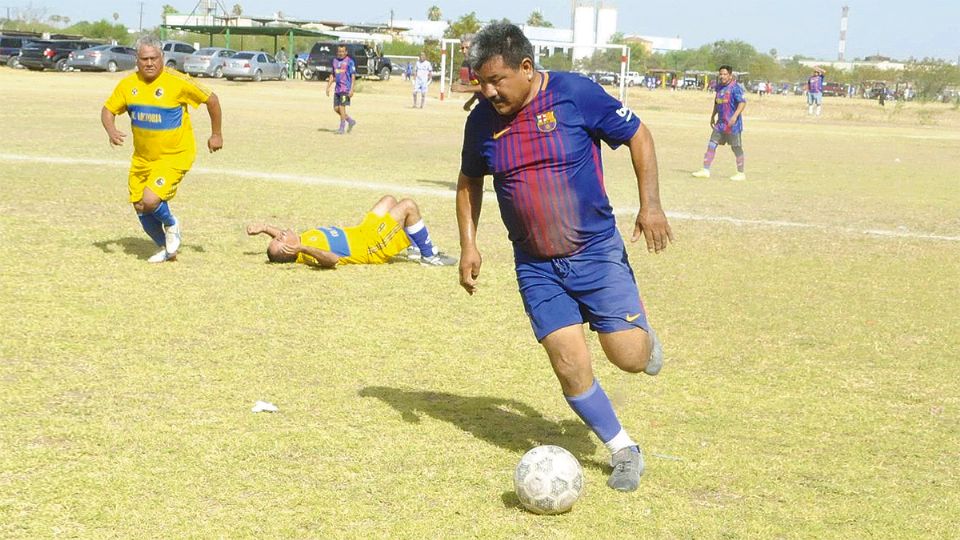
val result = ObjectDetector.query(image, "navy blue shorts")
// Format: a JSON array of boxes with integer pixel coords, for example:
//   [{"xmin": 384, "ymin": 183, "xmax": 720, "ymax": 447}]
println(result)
[
  {"xmin": 333, "ymin": 93, "xmax": 351, "ymax": 107},
  {"xmin": 514, "ymin": 233, "xmax": 649, "ymax": 341}
]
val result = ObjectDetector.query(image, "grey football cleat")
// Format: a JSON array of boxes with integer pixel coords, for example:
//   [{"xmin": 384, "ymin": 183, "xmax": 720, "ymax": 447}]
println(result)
[
  {"xmin": 420, "ymin": 252, "xmax": 457, "ymax": 266},
  {"xmin": 607, "ymin": 446, "xmax": 645, "ymax": 492},
  {"xmin": 644, "ymin": 327, "xmax": 663, "ymax": 376},
  {"xmin": 402, "ymin": 246, "xmax": 421, "ymax": 261}
]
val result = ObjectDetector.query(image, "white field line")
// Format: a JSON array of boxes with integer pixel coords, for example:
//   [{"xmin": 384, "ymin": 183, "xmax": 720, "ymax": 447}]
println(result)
[{"xmin": 3, "ymin": 152, "xmax": 958, "ymax": 243}]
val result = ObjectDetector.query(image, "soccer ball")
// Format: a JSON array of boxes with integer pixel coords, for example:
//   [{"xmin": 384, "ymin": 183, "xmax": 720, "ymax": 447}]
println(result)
[{"xmin": 514, "ymin": 445, "xmax": 584, "ymax": 515}]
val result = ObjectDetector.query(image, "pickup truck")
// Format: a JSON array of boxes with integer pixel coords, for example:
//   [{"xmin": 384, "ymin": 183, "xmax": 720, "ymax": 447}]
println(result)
[{"xmin": 304, "ymin": 42, "xmax": 393, "ymax": 81}]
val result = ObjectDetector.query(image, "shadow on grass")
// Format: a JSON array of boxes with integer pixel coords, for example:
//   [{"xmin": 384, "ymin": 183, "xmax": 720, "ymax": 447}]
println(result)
[
  {"xmin": 359, "ymin": 386, "xmax": 602, "ymax": 470},
  {"xmin": 93, "ymin": 237, "xmax": 205, "ymax": 260}
]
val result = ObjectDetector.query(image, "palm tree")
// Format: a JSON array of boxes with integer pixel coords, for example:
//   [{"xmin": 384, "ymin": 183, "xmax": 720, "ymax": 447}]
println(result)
[
  {"xmin": 427, "ymin": 6, "xmax": 441, "ymax": 22},
  {"xmin": 526, "ymin": 9, "xmax": 552, "ymax": 28},
  {"xmin": 232, "ymin": 4, "xmax": 243, "ymax": 17},
  {"xmin": 113, "ymin": 12, "xmax": 119, "ymax": 22}
]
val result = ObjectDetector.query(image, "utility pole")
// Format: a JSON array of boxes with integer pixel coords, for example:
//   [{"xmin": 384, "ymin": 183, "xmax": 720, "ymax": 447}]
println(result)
[
  {"xmin": 389, "ymin": 9, "xmax": 393, "ymax": 28},
  {"xmin": 838, "ymin": 5, "xmax": 849, "ymax": 61},
  {"xmin": 139, "ymin": 1, "xmax": 144, "ymax": 33}
]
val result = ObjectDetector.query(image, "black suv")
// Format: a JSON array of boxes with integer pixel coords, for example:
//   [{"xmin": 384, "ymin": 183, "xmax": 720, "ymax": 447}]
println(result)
[
  {"xmin": 19, "ymin": 39, "xmax": 100, "ymax": 71},
  {"xmin": 305, "ymin": 42, "xmax": 392, "ymax": 81},
  {"xmin": 0, "ymin": 35, "xmax": 36, "ymax": 67}
]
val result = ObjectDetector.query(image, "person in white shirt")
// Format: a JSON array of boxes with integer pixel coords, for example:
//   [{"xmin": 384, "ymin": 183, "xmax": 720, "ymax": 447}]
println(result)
[{"xmin": 412, "ymin": 52, "xmax": 432, "ymax": 109}]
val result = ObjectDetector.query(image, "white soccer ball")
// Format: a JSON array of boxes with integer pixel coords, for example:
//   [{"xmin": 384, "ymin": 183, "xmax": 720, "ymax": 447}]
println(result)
[{"xmin": 514, "ymin": 445, "xmax": 584, "ymax": 515}]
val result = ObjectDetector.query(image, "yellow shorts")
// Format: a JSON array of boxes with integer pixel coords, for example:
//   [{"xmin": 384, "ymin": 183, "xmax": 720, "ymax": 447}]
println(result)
[
  {"xmin": 128, "ymin": 162, "xmax": 188, "ymax": 203},
  {"xmin": 347, "ymin": 212, "xmax": 411, "ymax": 265}
]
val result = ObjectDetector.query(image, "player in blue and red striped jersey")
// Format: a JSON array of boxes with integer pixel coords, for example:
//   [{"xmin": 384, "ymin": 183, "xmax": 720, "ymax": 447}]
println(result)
[
  {"xmin": 807, "ymin": 67, "xmax": 826, "ymax": 116},
  {"xmin": 692, "ymin": 65, "xmax": 747, "ymax": 181},
  {"xmin": 325, "ymin": 44, "xmax": 357, "ymax": 135},
  {"xmin": 455, "ymin": 22, "xmax": 673, "ymax": 493}
]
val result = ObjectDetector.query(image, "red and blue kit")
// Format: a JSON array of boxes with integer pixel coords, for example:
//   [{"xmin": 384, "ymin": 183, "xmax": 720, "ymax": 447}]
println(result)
[
  {"xmin": 714, "ymin": 80, "xmax": 746, "ymax": 134},
  {"xmin": 461, "ymin": 71, "xmax": 650, "ymax": 340},
  {"xmin": 461, "ymin": 71, "xmax": 641, "ymax": 259}
]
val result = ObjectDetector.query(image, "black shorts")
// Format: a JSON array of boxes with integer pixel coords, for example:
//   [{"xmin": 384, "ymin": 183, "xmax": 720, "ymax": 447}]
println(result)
[
  {"xmin": 710, "ymin": 129, "xmax": 742, "ymax": 146},
  {"xmin": 333, "ymin": 93, "xmax": 351, "ymax": 107}
]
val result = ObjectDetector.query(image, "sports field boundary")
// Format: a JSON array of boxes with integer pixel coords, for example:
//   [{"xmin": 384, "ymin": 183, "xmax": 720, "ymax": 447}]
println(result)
[{"xmin": 3, "ymin": 152, "xmax": 958, "ymax": 243}]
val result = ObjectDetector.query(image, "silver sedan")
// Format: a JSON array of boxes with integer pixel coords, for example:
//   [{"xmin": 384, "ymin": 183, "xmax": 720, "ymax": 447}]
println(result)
[
  {"xmin": 66, "ymin": 45, "xmax": 137, "ymax": 72},
  {"xmin": 223, "ymin": 51, "xmax": 287, "ymax": 82},
  {"xmin": 183, "ymin": 47, "xmax": 237, "ymax": 78}
]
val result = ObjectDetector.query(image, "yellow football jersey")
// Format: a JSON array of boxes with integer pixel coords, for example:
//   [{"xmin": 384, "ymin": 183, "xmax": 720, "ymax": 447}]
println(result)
[
  {"xmin": 104, "ymin": 69, "xmax": 211, "ymax": 170},
  {"xmin": 296, "ymin": 213, "xmax": 410, "ymax": 266}
]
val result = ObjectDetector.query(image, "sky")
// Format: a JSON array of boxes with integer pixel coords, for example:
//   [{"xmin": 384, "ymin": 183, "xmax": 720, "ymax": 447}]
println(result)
[{"xmin": 13, "ymin": 0, "xmax": 960, "ymax": 61}]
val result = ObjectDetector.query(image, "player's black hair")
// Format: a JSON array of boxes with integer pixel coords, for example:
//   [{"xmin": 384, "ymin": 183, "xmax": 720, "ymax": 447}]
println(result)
[
  {"xmin": 469, "ymin": 22, "xmax": 534, "ymax": 71},
  {"xmin": 718, "ymin": 64, "xmax": 733, "ymax": 73},
  {"xmin": 266, "ymin": 247, "xmax": 283, "ymax": 263}
]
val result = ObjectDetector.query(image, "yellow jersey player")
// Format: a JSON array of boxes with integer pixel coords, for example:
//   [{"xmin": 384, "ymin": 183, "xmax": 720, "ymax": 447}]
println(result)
[
  {"xmin": 100, "ymin": 35, "xmax": 223, "ymax": 263},
  {"xmin": 247, "ymin": 195, "xmax": 457, "ymax": 267}
]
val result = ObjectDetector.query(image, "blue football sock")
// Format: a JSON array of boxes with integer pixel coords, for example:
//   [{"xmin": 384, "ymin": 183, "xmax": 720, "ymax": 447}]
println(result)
[
  {"xmin": 404, "ymin": 220, "xmax": 436, "ymax": 257},
  {"xmin": 151, "ymin": 200, "xmax": 176, "ymax": 227},
  {"xmin": 138, "ymin": 213, "xmax": 165, "ymax": 247},
  {"xmin": 565, "ymin": 379, "xmax": 622, "ymax": 444}
]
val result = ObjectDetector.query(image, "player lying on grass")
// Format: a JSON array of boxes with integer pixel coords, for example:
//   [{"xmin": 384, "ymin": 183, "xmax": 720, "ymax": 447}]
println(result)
[{"xmin": 247, "ymin": 195, "xmax": 457, "ymax": 267}]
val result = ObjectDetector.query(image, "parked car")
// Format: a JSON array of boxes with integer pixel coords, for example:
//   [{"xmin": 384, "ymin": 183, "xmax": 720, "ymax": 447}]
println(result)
[
  {"xmin": 822, "ymin": 82, "xmax": 844, "ymax": 97},
  {"xmin": 304, "ymin": 41, "xmax": 392, "ymax": 81},
  {"xmin": 66, "ymin": 44, "xmax": 137, "ymax": 72},
  {"xmin": 160, "ymin": 40, "xmax": 196, "ymax": 70},
  {"xmin": 18, "ymin": 39, "xmax": 101, "ymax": 71},
  {"xmin": 0, "ymin": 35, "xmax": 34, "ymax": 67},
  {"xmin": 223, "ymin": 51, "xmax": 287, "ymax": 81},
  {"xmin": 183, "ymin": 47, "xmax": 237, "ymax": 78}
]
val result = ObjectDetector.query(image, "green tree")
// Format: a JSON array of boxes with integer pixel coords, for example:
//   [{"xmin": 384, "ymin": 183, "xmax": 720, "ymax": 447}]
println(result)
[
  {"xmin": 232, "ymin": 4, "xmax": 243, "ymax": 17},
  {"xmin": 526, "ymin": 10, "xmax": 552, "ymax": 28},
  {"xmin": 709, "ymin": 40, "xmax": 759, "ymax": 72},
  {"xmin": 444, "ymin": 12, "xmax": 480, "ymax": 39},
  {"xmin": 161, "ymin": 5, "xmax": 177, "ymax": 19},
  {"xmin": 113, "ymin": 12, "xmax": 119, "ymax": 22},
  {"xmin": 427, "ymin": 5, "xmax": 441, "ymax": 22},
  {"xmin": 66, "ymin": 19, "xmax": 130, "ymax": 42}
]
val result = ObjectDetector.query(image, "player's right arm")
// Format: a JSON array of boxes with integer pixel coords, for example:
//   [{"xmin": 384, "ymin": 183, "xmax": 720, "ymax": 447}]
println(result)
[
  {"xmin": 100, "ymin": 107, "xmax": 126, "ymax": 146},
  {"xmin": 456, "ymin": 171, "xmax": 484, "ymax": 295}
]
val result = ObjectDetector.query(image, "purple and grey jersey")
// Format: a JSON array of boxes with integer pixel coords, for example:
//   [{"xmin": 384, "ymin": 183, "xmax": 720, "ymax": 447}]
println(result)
[
  {"xmin": 460, "ymin": 71, "xmax": 641, "ymax": 259},
  {"xmin": 332, "ymin": 56, "xmax": 356, "ymax": 93},
  {"xmin": 808, "ymin": 74, "xmax": 824, "ymax": 93},
  {"xmin": 714, "ymin": 80, "xmax": 746, "ymax": 134}
]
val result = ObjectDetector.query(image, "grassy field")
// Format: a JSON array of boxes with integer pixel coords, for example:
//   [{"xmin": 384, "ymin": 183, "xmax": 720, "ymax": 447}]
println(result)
[{"xmin": 1, "ymin": 67, "xmax": 959, "ymax": 538}]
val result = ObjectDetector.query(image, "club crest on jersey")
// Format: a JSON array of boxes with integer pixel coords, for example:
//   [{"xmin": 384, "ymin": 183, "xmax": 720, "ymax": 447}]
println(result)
[
  {"xmin": 155, "ymin": 87, "xmax": 164, "ymax": 98},
  {"xmin": 131, "ymin": 88, "xmax": 138, "ymax": 96},
  {"xmin": 154, "ymin": 177, "xmax": 165, "ymax": 186},
  {"xmin": 536, "ymin": 110, "xmax": 557, "ymax": 133}
]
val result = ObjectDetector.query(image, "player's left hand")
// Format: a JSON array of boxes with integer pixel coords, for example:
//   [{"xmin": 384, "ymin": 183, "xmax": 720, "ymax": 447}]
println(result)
[
  {"xmin": 632, "ymin": 205, "xmax": 673, "ymax": 254},
  {"xmin": 349, "ymin": 90, "xmax": 355, "ymax": 98},
  {"xmin": 207, "ymin": 133, "xmax": 223, "ymax": 152}
]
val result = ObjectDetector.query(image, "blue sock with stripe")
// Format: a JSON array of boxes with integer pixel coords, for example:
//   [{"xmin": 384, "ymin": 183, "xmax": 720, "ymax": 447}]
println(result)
[
  {"xmin": 404, "ymin": 220, "xmax": 436, "ymax": 257},
  {"xmin": 151, "ymin": 201, "xmax": 176, "ymax": 227},
  {"xmin": 137, "ymin": 213, "xmax": 165, "ymax": 247}
]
